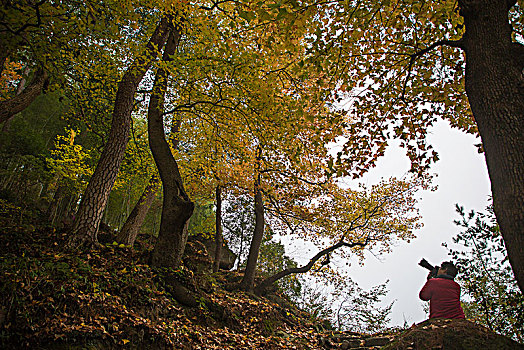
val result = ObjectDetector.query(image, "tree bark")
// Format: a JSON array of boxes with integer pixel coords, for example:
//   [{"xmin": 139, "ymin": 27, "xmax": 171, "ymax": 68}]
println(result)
[
  {"xmin": 254, "ymin": 240, "xmax": 367, "ymax": 295},
  {"xmin": 0, "ymin": 37, "xmax": 13, "ymax": 77},
  {"xmin": 149, "ymin": 28, "xmax": 195, "ymax": 268},
  {"xmin": 115, "ymin": 115, "xmax": 182, "ymax": 247},
  {"xmin": 47, "ymin": 182, "xmax": 67, "ymax": 225},
  {"xmin": 67, "ymin": 17, "xmax": 171, "ymax": 248},
  {"xmin": 2, "ymin": 65, "xmax": 32, "ymax": 132},
  {"xmin": 116, "ymin": 175, "xmax": 159, "ymax": 246},
  {"xmin": 240, "ymin": 148, "xmax": 264, "ymax": 291},
  {"xmin": 116, "ymin": 39, "xmax": 184, "ymax": 249},
  {"xmin": 0, "ymin": 67, "xmax": 48, "ymax": 123},
  {"xmin": 213, "ymin": 185, "xmax": 223, "ymax": 272},
  {"xmin": 459, "ymin": 0, "xmax": 524, "ymax": 292}
]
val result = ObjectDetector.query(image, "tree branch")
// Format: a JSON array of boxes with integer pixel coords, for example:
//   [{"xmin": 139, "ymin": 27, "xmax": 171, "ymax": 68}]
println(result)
[
  {"xmin": 254, "ymin": 238, "xmax": 369, "ymax": 295},
  {"xmin": 0, "ymin": 0, "xmax": 46, "ymax": 35},
  {"xmin": 260, "ymin": 168, "xmax": 328, "ymax": 186},
  {"xmin": 401, "ymin": 39, "xmax": 464, "ymax": 101},
  {"xmin": 263, "ymin": 191, "xmax": 300, "ymax": 236}
]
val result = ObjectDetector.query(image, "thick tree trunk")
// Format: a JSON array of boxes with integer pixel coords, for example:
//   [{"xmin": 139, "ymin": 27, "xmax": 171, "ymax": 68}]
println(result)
[
  {"xmin": 116, "ymin": 175, "xmax": 159, "ymax": 246},
  {"xmin": 213, "ymin": 185, "xmax": 223, "ymax": 272},
  {"xmin": 460, "ymin": 0, "xmax": 524, "ymax": 292},
  {"xmin": 117, "ymin": 109, "xmax": 182, "ymax": 247},
  {"xmin": 0, "ymin": 67, "xmax": 48, "ymax": 123},
  {"xmin": 67, "ymin": 17, "xmax": 171, "ymax": 248},
  {"xmin": 240, "ymin": 150, "xmax": 265, "ymax": 291},
  {"xmin": 2, "ymin": 66, "xmax": 32, "ymax": 132},
  {"xmin": 149, "ymin": 28, "xmax": 194, "ymax": 268}
]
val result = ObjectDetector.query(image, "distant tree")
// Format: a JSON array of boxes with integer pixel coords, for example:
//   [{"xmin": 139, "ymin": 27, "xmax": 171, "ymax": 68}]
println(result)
[
  {"xmin": 187, "ymin": 201, "xmax": 215, "ymax": 237},
  {"xmin": 222, "ymin": 193, "xmax": 255, "ymax": 268},
  {"xmin": 47, "ymin": 129, "xmax": 94, "ymax": 195},
  {"xmin": 334, "ymin": 279, "xmax": 393, "ymax": 333},
  {"xmin": 294, "ymin": 272, "xmax": 393, "ymax": 333},
  {"xmin": 444, "ymin": 202, "xmax": 524, "ymax": 342},
  {"xmin": 0, "ymin": 92, "xmax": 68, "ymax": 206},
  {"xmin": 254, "ymin": 178, "xmax": 422, "ymax": 295},
  {"xmin": 256, "ymin": 230, "xmax": 302, "ymax": 299},
  {"xmin": 213, "ymin": 185, "xmax": 223, "ymax": 272}
]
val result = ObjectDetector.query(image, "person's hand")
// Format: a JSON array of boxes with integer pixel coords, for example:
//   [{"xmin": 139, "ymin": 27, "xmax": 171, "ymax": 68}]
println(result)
[{"xmin": 427, "ymin": 271, "xmax": 433, "ymax": 280}]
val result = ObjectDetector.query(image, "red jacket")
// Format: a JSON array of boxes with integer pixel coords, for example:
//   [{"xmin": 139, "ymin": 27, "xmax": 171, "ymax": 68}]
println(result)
[{"xmin": 419, "ymin": 276, "xmax": 465, "ymax": 319}]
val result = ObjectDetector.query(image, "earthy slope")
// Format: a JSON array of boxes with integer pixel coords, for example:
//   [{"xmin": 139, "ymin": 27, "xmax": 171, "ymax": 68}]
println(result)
[
  {"xmin": 1, "ymin": 200, "xmax": 523, "ymax": 350},
  {"xmin": 0, "ymin": 200, "xmax": 328, "ymax": 349},
  {"xmin": 383, "ymin": 318, "xmax": 524, "ymax": 350}
]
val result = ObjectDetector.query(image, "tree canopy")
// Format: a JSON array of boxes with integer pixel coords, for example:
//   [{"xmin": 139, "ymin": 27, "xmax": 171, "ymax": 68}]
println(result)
[{"xmin": 1, "ymin": 0, "xmax": 524, "ymax": 340}]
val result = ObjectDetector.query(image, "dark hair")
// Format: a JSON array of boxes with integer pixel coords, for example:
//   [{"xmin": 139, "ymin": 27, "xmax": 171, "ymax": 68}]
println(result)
[{"xmin": 440, "ymin": 261, "xmax": 458, "ymax": 278}]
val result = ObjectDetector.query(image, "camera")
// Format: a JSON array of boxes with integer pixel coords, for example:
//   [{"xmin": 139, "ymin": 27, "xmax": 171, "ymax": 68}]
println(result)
[{"xmin": 419, "ymin": 258, "xmax": 439, "ymax": 278}]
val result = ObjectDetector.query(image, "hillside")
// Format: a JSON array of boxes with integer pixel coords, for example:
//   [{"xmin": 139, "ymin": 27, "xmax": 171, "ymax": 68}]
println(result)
[{"xmin": 1, "ymin": 200, "xmax": 523, "ymax": 350}]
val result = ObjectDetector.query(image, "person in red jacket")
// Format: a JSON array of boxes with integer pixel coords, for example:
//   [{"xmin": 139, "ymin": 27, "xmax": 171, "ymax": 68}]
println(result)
[{"xmin": 419, "ymin": 261, "xmax": 465, "ymax": 319}]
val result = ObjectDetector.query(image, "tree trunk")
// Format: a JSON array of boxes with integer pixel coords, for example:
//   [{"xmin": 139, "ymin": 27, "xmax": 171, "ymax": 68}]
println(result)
[
  {"xmin": 459, "ymin": 0, "xmax": 524, "ymax": 292},
  {"xmin": 149, "ymin": 28, "xmax": 194, "ymax": 268},
  {"xmin": 240, "ymin": 148, "xmax": 264, "ymax": 291},
  {"xmin": 117, "ymin": 107, "xmax": 182, "ymax": 247},
  {"xmin": 0, "ymin": 50, "xmax": 9, "ymax": 77},
  {"xmin": 213, "ymin": 185, "xmax": 223, "ymax": 272},
  {"xmin": 0, "ymin": 67, "xmax": 48, "ymax": 123},
  {"xmin": 116, "ymin": 175, "xmax": 159, "ymax": 246},
  {"xmin": 15, "ymin": 66, "xmax": 31, "ymax": 96},
  {"xmin": 236, "ymin": 211, "xmax": 246, "ymax": 269},
  {"xmin": 67, "ymin": 17, "xmax": 171, "ymax": 248},
  {"xmin": 2, "ymin": 66, "xmax": 32, "ymax": 132},
  {"xmin": 0, "ymin": 37, "xmax": 14, "ymax": 77},
  {"xmin": 47, "ymin": 182, "xmax": 67, "ymax": 225}
]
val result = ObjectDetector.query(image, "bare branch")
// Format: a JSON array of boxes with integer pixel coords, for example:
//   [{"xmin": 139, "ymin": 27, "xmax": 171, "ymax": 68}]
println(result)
[
  {"xmin": 254, "ymin": 238, "xmax": 370, "ymax": 295},
  {"xmin": 401, "ymin": 39, "xmax": 464, "ymax": 101},
  {"xmin": 261, "ymin": 168, "xmax": 328, "ymax": 186}
]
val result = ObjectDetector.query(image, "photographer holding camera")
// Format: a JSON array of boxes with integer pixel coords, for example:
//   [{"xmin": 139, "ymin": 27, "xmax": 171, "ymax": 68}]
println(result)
[{"xmin": 418, "ymin": 260, "xmax": 465, "ymax": 319}]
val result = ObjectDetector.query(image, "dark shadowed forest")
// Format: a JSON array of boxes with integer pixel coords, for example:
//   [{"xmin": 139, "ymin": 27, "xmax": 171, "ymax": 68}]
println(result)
[{"xmin": 1, "ymin": 0, "xmax": 524, "ymax": 348}]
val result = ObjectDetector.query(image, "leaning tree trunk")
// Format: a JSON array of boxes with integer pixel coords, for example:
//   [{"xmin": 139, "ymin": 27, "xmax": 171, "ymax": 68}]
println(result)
[
  {"xmin": 459, "ymin": 0, "xmax": 524, "ymax": 292},
  {"xmin": 116, "ymin": 175, "xmax": 159, "ymax": 246},
  {"xmin": 213, "ymin": 185, "xmax": 223, "ymax": 272},
  {"xmin": 149, "ymin": 28, "xmax": 194, "ymax": 268},
  {"xmin": 2, "ymin": 65, "xmax": 32, "ymax": 132},
  {"xmin": 67, "ymin": 17, "xmax": 171, "ymax": 248},
  {"xmin": 115, "ymin": 116, "xmax": 183, "ymax": 246},
  {"xmin": 240, "ymin": 148, "xmax": 264, "ymax": 291},
  {"xmin": 0, "ymin": 67, "xmax": 48, "ymax": 123}
]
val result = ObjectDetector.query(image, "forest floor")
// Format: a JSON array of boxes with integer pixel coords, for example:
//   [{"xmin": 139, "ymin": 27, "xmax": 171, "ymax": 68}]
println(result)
[
  {"xmin": 0, "ymin": 199, "xmax": 522, "ymax": 350},
  {"xmin": 0, "ymin": 199, "xmax": 365, "ymax": 349}
]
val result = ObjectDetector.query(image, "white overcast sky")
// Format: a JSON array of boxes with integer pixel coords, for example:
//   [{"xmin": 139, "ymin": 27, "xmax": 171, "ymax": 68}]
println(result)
[
  {"xmin": 280, "ymin": 118, "xmax": 492, "ymax": 327},
  {"xmin": 342, "ymin": 119, "xmax": 491, "ymax": 326}
]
